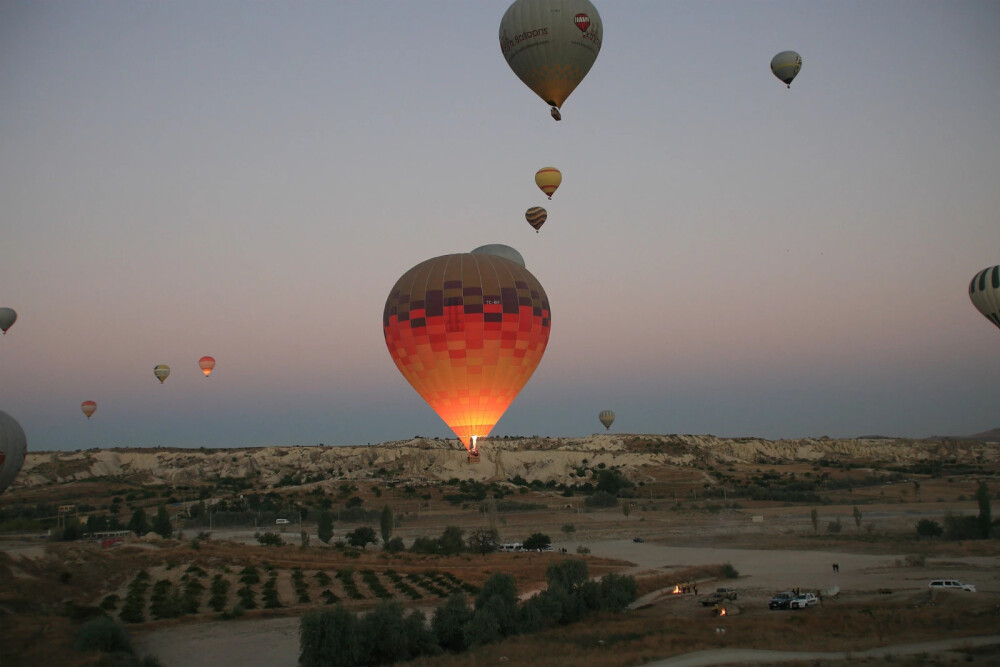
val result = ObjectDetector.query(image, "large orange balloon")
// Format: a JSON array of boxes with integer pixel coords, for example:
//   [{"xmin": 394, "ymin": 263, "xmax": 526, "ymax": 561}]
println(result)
[
  {"xmin": 81, "ymin": 401, "xmax": 97, "ymax": 419},
  {"xmin": 199, "ymin": 356, "xmax": 216, "ymax": 377},
  {"xmin": 383, "ymin": 249, "xmax": 551, "ymax": 450}
]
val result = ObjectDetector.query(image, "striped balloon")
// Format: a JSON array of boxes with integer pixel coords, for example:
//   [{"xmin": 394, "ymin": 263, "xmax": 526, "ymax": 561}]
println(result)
[
  {"xmin": 534, "ymin": 167, "xmax": 562, "ymax": 199},
  {"xmin": 525, "ymin": 206, "xmax": 547, "ymax": 232},
  {"xmin": 969, "ymin": 265, "xmax": 1000, "ymax": 330},
  {"xmin": 599, "ymin": 409, "xmax": 615, "ymax": 430}
]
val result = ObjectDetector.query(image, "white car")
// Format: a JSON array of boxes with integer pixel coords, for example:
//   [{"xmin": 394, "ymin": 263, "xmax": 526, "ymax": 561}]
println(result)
[
  {"xmin": 928, "ymin": 579, "xmax": 976, "ymax": 592},
  {"xmin": 788, "ymin": 593, "xmax": 818, "ymax": 609}
]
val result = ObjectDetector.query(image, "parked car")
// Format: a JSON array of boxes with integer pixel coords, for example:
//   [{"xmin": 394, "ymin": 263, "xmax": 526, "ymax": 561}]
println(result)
[
  {"xmin": 633, "ymin": 537, "xmax": 644, "ymax": 543},
  {"xmin": 768, "ymin": 591, "xmax": 795, "ymax": 610},
  {"xmin": 928, "ymin": 579, "xmax": 976, "ymax": 592},
  {"xmin": 789, "ymin": 593, "xmax": 818, "ymax": 609}
]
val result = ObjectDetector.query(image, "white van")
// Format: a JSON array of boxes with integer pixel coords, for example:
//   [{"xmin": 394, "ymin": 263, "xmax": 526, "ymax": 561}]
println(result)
[
  {"xmin": 275, "ymin": 518, "xmax": 290, "ymax": 525},
  {"xmin": 928, "ymin": 579, "xmax": 976, "ymax": 592}
]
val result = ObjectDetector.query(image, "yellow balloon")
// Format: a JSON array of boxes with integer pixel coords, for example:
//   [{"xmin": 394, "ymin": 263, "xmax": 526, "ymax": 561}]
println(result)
[{"xmin": 535, "ymin": 167, "xmax": 562, "ymax": 199}]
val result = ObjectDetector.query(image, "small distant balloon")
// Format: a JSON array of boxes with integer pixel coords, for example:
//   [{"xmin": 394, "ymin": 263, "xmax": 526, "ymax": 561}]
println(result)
[
  {"xmin": 599, "ymin": 409, "xmax": 615, "ymax": 431},
  {"xmin": 199, "ymin": 356, "xmax": 216, "ymax": 377},
  {"xmin": 0, "ymin": 308, "xmax": 17, "ymax": 334},
  {"xmin": 535, "ymin": 167, "xmax": 562, "ymax": 199},
  {"xmin": 81, "ymin": 401, "xmax": 97, "ymax": 419},
  {"xmin": 0, "ymin": 409, "xmax": 27, "ymax": 494},
  {"xmin": 153, "ymin": 364, "xmax": 171, "ymax": 384},
  {"xmin": 525, "ymin": 206, "xmax": 547, "ymax": 232},
  {"xmin": 969, "ymin": 265, "xmax": 1000, "ymax": 330},
  {"xmin": 771, "ymin": 51, "xmax": 802, "ymax": 88}
]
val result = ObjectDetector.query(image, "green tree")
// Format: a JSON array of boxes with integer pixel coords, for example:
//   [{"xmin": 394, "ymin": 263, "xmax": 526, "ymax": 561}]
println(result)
[
  {"xmin": 317, "ymin": 511, "xmax": 334, "ymax": 544},
  {"xmin": 75, "ymin": 616, "xmax": 134, "ymax": 655},
  {"xmin": 346, "ymin": 526, "xmax": 377, "ymax": 550},
  {"xmin": 976, "ymin": 481, "xmax": 992, "ymax": 539},
  {"xmin": 438, "ymin": 526, "xmax": 465, "ymax": 555},
  {"xmin": 432, "ymin": 593, "xmax": 471, "ymax": 652},
  {"xmin": 852, "ymin": 506, "xmax": 863, "ymax": 532},
  {"xmin": 152, "ymin": 505, "xmax": 172, "ymax": 539},
  {"xmin": 380, "ymin": 505, "xmax": 394, "ymax": 544},
  {"xmin": 916, "ymin": 518, "xmax": 943, "ymax": 538},
  {"xmin": 468, "ymin": 572, "xmax": 519, "ymax": 643},
  {"xmin": 810, "ymin": 508, "xmax": 819, "ymax": 533},
  {"xmin": 523, "ymin": 532, "xmax": 551, "ymax": 551},
  {"xmin": 546, "ymin": 558, "xmax": 588, "ymax": 591},
  {"xmin": 467, "ymin": 527, "xmax": 499, "ymax": 555},
  {"xmin": 128, "ymin": 508, "xmax": 148, "ymax": 536},
  {"xmin": 621, "ymin": 502, "xmax": 631, "ymax": 519},
  {"xmin": 299, "ymin": 606, "xmax": 360, "ymax": 667}
]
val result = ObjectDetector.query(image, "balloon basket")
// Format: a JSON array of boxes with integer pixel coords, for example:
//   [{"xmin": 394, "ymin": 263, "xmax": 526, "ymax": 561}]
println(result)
[{"xmin": 468, "ymin": 449, "xmax": 481, "ymax": 464}]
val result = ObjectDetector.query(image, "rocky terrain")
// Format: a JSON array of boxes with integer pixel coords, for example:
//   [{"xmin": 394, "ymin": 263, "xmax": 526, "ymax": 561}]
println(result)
[{"xmin": 15, "ymin": 430, "xmax": 1000, "ymax": 490}]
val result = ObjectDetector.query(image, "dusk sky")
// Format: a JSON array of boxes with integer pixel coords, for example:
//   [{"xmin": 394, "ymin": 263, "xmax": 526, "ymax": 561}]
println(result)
[{"xmin": 2, "ymin": 1, "xmax": 997, "ymax": 452}]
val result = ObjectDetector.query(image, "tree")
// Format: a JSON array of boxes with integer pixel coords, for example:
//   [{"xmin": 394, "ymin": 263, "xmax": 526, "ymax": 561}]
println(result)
[
  {"xmin": 621, "ymin": 502, "xmax": 631, "ymax": 519},
  {"xmin": 976, "ymin": 482, "xmax": 992, "ymax": 539},
  {"xmin": 152, "ymin": 505, "xmax": 172, "ymax": 539},
  {"xmin": 299, "ymin": 606, "xmax": 360, "ymax": 667},
  {"xmin": 852, "ymin": 506, "xmax": 863, "ymax": 532},
  {"xmin": 523, "ymin": 532, "xmax": 551, "ymax": 551},
  {"xmin": 546, "ymin": 558, "xmax": 588, "ymax": 591},
  {"xmin": 916, "ymin": 519, "xmax": 943, "ymax": 538},
  {"xmin": 438, "ymin": 526, "xmax": 465, "ymax": 555},
  {"xmin": 471, "ymin": 572, "xmax": 519, "ymax": 640},
  {"xmin": 561, "ymin": 523, "xmax": 576, "ymax": 537},
  {"xmin": 380, "ymin": 505, "xmax": 394, "ymax": 544},
  {"xmin": 432, "ymin": 593, "xmax": 471, "ymax": 652},
  {"xmin": 317, "ymin": 511, "xmax": 334, "ymax": 544},
  {"xmin": 346, "ymin": 526, "xmax": 377, "ymax": 550},
  {"xmin": 467, "ymin": 527, "xmax": 499, "ymax": 555},
  {"xmin": 810, "ymin": 508, "xmax": 819, "ymax": 533},
  {"xmin": 128, "ymin": 508, "xmax": 148, "ymax": 536}
]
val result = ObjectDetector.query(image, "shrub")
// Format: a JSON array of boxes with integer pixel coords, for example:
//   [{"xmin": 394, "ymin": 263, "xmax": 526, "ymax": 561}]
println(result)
[
  {"xmin": 384, "ymin": 536, "xmax": 405, "ymax": 553},
  {"xmin": 432, "ymin": 593, "xmax": 471, "ymax": 652},
  {"xmin": 255, "ymin": 531, "xmax": 284, "ymax": 547},
  {"xmin": 916, "ymin": 519, "xmax": 943, "ymax": 538},
  {"xmin": 300, "ymin": 606, "xmax": 360, "ymax": 667},
  {"xmin": 721, "ymin": 562, "xmax": 740, "ymax": 579},
  {"xmin": 827, "ymin": 519, "xmax": 842, "ymax": 534},
  {"xmin": 76, "ymin": 616, "xmax": 134, "ymax": 655}
]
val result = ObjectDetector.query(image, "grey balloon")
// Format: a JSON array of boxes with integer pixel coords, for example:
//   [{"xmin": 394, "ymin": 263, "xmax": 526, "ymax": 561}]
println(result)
[
  {"xmin": 471, "ymin": 244, "xmax": 526, "ymax": 268},
  {"xmin": 0, "ymin": 308, "xmax": 16, "ymax": 334},
  {"xmin": 0, "ymin": 410, "xmax": 27, "ymax": 494}
]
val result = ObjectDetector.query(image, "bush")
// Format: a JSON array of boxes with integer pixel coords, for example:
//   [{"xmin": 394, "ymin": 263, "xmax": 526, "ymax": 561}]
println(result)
[
  {"xmin": 584, "ymin": 491, "xmax": 618, "ymax": 508},
  {"xmin": 255, "ymin": 531, "xmax": 284, "ymax": 546},
  {"xmin": 721, "ymin": 562, "xmax": 740, "ymax": 579},
  {"xmin": 432, "ymin": 593, "xmax": 472, "ymax": 652},
  {"xmin": 76, "ymin": 616, "xmax": 134, "ymax": 655},
  {"xmin": 384, "ymin": 536, "xmax": 405, "ymax": 553},
  {"xmin": 300, "ymin": 606, "xmax": 360, "ymax": 667},
  {"xmin": 827, "ymin": 519, "xmax": 842, "ymax": 534},
  {"xmin": 916, "ymin": 519, "xmax": 943, "ymax": 538}
]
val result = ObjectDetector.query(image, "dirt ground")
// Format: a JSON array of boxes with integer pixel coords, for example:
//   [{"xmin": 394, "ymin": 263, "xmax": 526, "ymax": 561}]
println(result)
[{"xmin": 129, "ymin": 528, "xmax": 1000, "ymax": 667}]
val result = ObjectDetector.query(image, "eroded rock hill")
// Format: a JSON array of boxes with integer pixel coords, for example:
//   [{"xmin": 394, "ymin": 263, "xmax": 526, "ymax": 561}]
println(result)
[{"xmin": 14, "ymin": 433, "xmax": 998, "ymax": 489}]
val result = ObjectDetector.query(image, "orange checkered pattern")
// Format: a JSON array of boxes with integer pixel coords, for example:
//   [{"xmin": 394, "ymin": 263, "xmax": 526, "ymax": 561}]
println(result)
[{"xmin": 383, "ymin": 252, "xmax": 551, "ymax": 449}]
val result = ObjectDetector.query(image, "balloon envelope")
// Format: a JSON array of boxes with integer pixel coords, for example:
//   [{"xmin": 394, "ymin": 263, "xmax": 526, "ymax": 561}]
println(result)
[
  {"xmin": 969, "ymin": 265, "xmax": 1000, "ymax": 330},
  {"xmin": 535, "ymin": 168, "xmax": 562, "ymax": 199},
  {"xmin": 153, "ymin": 364, "xmax": 170, "ymax": 384},
  {"xmin": 199, "ymin": 356, "xmax": 216, "ymax": 377},
  {"xmin": 0, "ymin": 308, "xmax": 16, "ymax": 334},
  {"xmin": 771, "ymin": 50, "xmax": 802, "ymax": 87},
  {"xmin": 471, "ymin": 244, "xmax": 526, "ymax": 268},
  {"xmin": 0, "ymin": 410, "xmax": 27, "ymax": 494},
  {"xmin": 81, "ymin": 401, "xmax": 97, "ymax": 419},
  {"xmin": 383, "ymin": 251, "xmax": 551, "ymax": 449},
  {"xmin": 525, "ymin": 207, "xmax": 547, "ymax": 232},
  {"xmin": 500, "ymin": 0, "xmax": 603, "ymax": 112},
  {"xmin": 599, "ymin": 409, "xmax": 615, "ymax": 430}
]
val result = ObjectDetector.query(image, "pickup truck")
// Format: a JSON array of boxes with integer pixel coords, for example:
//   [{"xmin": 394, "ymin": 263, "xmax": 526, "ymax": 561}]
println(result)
[{"xmin": 699, "ymin": 587, "xmax": 738, "ymax": 606}]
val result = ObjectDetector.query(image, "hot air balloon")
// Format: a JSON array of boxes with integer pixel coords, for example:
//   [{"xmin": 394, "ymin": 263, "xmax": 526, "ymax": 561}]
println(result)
[
  {"xmin": 535, "ymin": 168, "xmax": 561, "ymax": 199},
  {"xmin": 500, "ymin": 0, "xmax": 603, "ymax": 120},
  {"xmin": 81, "ymin": 401, "xmax": 97, "ymax": 419},
  {"xmin": 383, "ymin": 247, "xmax": 551, "ymax": 462},
  {"xmin": 0, "ymin": 308, "xmax": 16, "ymax": 334},
  {"xmin": 199, "ymin": 356, "xmax": 216, "ymax": 377},
  {"xmin": 525, "ymin": 206, "xmax": 547, "ymax": 232},
  {"xmin": 771, "ymin": 51, "xmax": 802, "ymax": 88},
  {"xmin": 969, "ymin": 265, "xmax": 1000, "ymax": 330},
  {"xmin": 0, "ymin": 410, "xmax": 27, "ymax": 495},
  {"xmin": 471, "ymin": 244, "xmax": 526, "ymax": 268},
  {"xmin": 599, "ymin": 409, "xmax": 615, "ymax": 431},
  {"xmin": 153, "ymin": 364, "xmax": 171, "ymax": 384}
]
